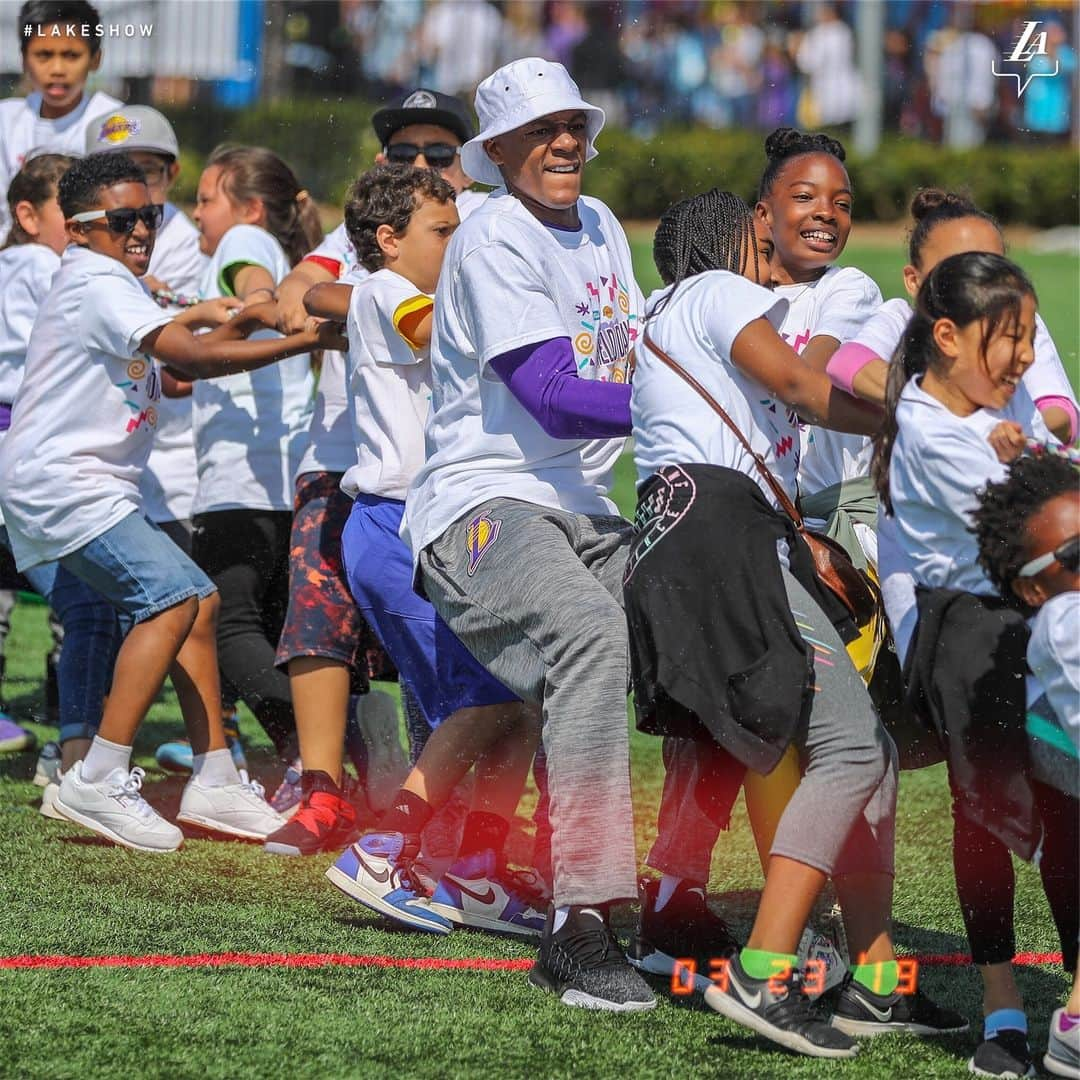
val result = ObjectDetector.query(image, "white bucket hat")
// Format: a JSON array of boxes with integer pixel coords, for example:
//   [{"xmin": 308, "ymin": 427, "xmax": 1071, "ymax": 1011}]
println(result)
[{"xmin": 461, "ymin": 57, "xmax": 605, "ymax": 188}]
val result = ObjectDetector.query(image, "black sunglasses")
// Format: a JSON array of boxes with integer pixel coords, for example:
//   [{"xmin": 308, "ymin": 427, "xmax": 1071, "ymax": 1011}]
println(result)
[
  {"xmin": 1018, "ymin": 534, "xmax": 1080, "ymax": 578},
  {"xmin": 71, "ymin": 203, "xmax": 164, "ymax": 235},
  {"xmin": 385, "ymin": 142, "xmax": 458, "ymax": 169}
]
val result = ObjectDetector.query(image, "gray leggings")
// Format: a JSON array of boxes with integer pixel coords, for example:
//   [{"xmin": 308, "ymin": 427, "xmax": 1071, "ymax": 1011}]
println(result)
[{"xmin": 650, "ymin": 567, "xmax": 897, "ymax": 879}]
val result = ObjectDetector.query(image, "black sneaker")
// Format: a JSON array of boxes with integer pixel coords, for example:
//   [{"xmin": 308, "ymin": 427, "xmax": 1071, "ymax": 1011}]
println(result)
[
  {"xmin": 629, "ymin": 876, "xmax": 739, "ymax": 990},
  {"xmin": 831, "ymin": 972, "xmax": 969, "ymax": 1037},
  {"xmin": 968, "ymin": 1030, "xmax": 1036, "ymax": 1078},
  {"xmin": 704, "ymin": 952, "xmax": 859, "ymax": 1059},
  {"xmin": 529, "ymin": 905, "xmax": 657, "ymax": 1012}
]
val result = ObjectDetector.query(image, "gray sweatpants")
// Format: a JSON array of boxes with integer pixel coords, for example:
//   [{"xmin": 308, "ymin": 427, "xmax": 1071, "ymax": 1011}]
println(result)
[
  {"xmin": 420, "ymin": 498, "xmax": 639, "ymax": 907},
  {"xmin": 648, "ymin": 567, "xmax": 898, "ymax": 879}
]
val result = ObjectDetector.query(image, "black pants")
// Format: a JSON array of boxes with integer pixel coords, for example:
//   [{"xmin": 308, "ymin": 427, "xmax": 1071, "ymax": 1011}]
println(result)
[{"xmin": 192, "ymin": 509, "xmax": 296, "ymax": 759}]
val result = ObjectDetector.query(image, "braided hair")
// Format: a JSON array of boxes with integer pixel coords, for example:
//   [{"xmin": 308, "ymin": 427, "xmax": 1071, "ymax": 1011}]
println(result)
[
  {"xmin": 972, "ymin": 452, "xmax": 1078, "ymax": 599},
  {"xmin": 872, "ymin": 251, "xmax": 1036, "ymax": 515},
  {"xmin": 908, "ymin": 188, "xmax": 1003, "ymax": 269},
  {"xmin": 650, "ymin": 189, "xmax": 758, "ymax": 317},
  {"xmin": 757, "ymin": 127, "xmax": 847, "ymax": 202}
]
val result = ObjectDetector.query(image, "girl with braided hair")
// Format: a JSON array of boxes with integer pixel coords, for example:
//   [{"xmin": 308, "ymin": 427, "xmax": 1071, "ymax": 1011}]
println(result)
[{"xmin": 625, "ymin": 190, "xmax": 963, "ymax": 1058}]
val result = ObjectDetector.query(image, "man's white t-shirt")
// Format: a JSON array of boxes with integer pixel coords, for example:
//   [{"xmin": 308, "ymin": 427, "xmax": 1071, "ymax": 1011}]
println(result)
[
  {"xmin": 774, "ymin": 265, "xmax": 881, "ymax": 498},
  {"xmin": 140, "ymin": 204, "xmax": 207, "ymax": 524},
  {"xmin": 1028, "ymin": 592, "xmax": 1080, "ymax": 751},
  {"xmin": 632, "ymin": 271, "xmax": 794, "ymax": 507},
  {"xmin": 191, "ymin": 224, "xmax": 314, "ymax": 515},
  {"xmin": 402, "ymin": 190, "xmax": 643, "ymax": 563},
  {"xmin": 0, "ymin": 247, "xmax": 171, "ymax": 569},
  {"xmin": 341, "ymin": 268, "xmax": 433, "ymax": 501},
  {"xmin": 0, "ymin": 90, "xmax": 122, "ymax": 238}
]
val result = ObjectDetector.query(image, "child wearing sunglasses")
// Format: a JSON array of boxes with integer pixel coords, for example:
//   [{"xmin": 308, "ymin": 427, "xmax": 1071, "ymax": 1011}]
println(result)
[
  {"xmin": 0, "ymin": 152, "xmax": 338, "ymax": 853},
  {"xmin": 973, "ymin": 450, "xmax": 1079, "ymax": 1080}
]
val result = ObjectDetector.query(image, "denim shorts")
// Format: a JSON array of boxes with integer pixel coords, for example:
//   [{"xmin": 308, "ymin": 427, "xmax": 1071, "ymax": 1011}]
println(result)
[{"xmin": 59, "ymin": 512, "xmax": 217, "ymax": 625}]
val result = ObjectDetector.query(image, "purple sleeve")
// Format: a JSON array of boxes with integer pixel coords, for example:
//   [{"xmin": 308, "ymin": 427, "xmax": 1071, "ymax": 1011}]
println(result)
[{"xmin": 488, "ymin": 337, "xmax": 632, "ymax": 439}]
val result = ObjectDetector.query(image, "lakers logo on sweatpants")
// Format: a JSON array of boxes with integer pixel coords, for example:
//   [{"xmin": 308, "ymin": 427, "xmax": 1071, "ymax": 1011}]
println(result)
[{"xmin": 466, "ymin": 514, "xmax": 501, "ymax": 576}]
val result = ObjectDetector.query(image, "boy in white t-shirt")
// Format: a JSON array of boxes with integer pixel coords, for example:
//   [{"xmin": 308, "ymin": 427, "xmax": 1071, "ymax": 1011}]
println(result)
[
  {"xmin": 0, "ymin": 152, "xmax": 337, "ymax": 853},
  {"xmin": 0, "ymin": 1, "xmax": 122, "ymax": 239}
]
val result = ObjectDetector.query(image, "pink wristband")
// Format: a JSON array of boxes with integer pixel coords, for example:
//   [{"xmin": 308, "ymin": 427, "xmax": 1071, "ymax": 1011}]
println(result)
[
  {"xmin": 1036, "ymin": 395, "xmax": 1079, "ymax": 445},
  {"xmin": 826, "ymin": 342, "xmax": 881, "ymax": 395}
]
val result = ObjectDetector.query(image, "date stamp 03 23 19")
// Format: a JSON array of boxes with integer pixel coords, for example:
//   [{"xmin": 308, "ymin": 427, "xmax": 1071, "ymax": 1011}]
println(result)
[{"xmin": 669, "ymin": 956, "xmax": 920, "ymax": 996}]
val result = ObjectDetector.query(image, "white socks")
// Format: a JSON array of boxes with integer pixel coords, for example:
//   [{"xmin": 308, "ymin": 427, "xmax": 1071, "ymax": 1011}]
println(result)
[
  {"xmin": 80, "ymin": 736, "xmax": 132, "ymax": 784},
  {"xmin": 191, "ymin": 748, "xmax": 241, "ymax": 788}
]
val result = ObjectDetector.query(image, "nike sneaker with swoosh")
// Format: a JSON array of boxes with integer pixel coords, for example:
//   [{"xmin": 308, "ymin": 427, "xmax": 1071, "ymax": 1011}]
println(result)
[
  {"xmin": 830, "ymin": 972, "xmax": 968, "ymax": 1037},
  {"xmin": 427, "ymin": 850, "xmax": 546, "ymax": 939},
  {"xmin": 528, "ymin": 905, "xmax": 657, "ymax": 1012},
  {"xmin": 325, "ymin": 831, "xmax": 452, "ymax": 934},
  {"xmin": 1045, "ymin": 1007, "xmax": 1080, "ymax": 1079},
  {"xmin": 704, "ymin": 952, "xmax": 858, "ymax": 1058}
]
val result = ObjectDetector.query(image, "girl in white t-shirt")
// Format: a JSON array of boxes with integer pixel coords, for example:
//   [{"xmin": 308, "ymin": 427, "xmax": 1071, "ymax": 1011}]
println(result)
[
  {"xmin": 0, "ymin": 152, "xmax": 121, "ymax": 785},
  {"xmin": 189, "ymin": 145, "xmax": 322, "ymax": 782},
  {"xmin": 628, "ymin": 190, "xmax": 964, "ymax": 1056},
  {"xmin": 872, "ymin": 251, "xmax": 1066, "ymax": 1077}
]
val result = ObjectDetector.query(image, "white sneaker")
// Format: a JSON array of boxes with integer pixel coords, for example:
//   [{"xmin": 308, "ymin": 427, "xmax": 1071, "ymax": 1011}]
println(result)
[
  {"xmin": 34, "ymin": 741, "xmax": 62, "ymax": 787},
  {"xmin": 177, "ymin": 771, "xmax": 285, "ymax": 840},
  {"xmin": 39, "ymin": 776, "xmax": 64, "ymax": 820},
  {"xmin": 355, "ymin": 690, "xmax": 408, "ymax": 814},
  {"xmin": 54, "ymin": 763, "xmax": 182, "ymax": 852}
]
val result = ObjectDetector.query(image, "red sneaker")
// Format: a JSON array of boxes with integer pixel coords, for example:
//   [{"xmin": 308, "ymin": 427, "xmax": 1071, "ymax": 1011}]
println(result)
[{"xmin": 263, "ymin": 772, "xmax": 358, "ymax": 856}]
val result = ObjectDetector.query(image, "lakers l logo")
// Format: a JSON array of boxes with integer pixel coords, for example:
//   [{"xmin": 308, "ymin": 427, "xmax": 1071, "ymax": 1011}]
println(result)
[{"xmin": 466, "ymin": 514, "xmax": 501, "ymax": 576}]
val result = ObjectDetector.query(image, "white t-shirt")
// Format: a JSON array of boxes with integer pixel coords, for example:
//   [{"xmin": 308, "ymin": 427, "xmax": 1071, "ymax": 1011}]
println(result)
[
  {"xmin": 402, "ymin": 191, "xmax": 643, "ymax": 563},
  {"xmin": 140, "ymin": 204, "xmax": 207, "ymax": 524},
  {"xmin": 886, "ymin": 376, "xmax": 1049, "ymax": 597},
  {"xmin": 632, "ymin": 271, "xmax": 794, "ymax": 507},
  {"xmin": 1028, "ymin": 592, "xmax": 1080, "ymax": 750},
  {"xmin": 341, "ymin": 269, "xmax": 433, "ymax": 500},
  {"xmin": 191, "ymin": 224, "xmax": 314, "ymax": 515},
  {"xmin": 0, "ymin": 244, "xmax": 59, "ymax": 405},
  {"xmin": 775, "ymin": 265, "xmax": 882, "ymax": 498},
  {"xmin": 0, "ymin": 247, "xmax": 170, "ymax": 569},
  {"xmin": 0, "ymin": 90, "xmax": 122, "ymax": 238}
]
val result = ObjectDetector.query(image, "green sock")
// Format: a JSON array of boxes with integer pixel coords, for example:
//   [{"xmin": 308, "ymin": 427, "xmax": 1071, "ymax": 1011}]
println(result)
[
  {"xmin": 740, "ymin": 947, "xmax": 800, "ymax": 981},
  {"xmin": 850, "ymin": 960, "xmax": 899, "ymax": 996}
]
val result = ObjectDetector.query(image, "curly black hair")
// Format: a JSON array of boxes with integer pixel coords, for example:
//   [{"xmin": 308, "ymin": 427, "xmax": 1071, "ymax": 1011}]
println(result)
[
  {"xmin": 19, "ymin": 1, "xmax": 103, "ymax": 54},
  {"xmin": 757, "ymin": 127, "xmax": 847, "ymax": 202},
  {"xmin": 344, "ymin": 163, "xmax": 456, "ymax": 273},
  {"xmin": 58, "ymin": 151, "xmax": 146, "ymax": 218},
  {"xmin": 971, "ymin": 451, "xmax": 1078, "ymax": 598}
]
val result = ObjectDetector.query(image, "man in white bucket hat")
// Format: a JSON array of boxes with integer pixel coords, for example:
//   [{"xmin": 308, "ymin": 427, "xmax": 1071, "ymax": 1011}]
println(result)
[{"xmin": 402, "ymin": 58, "xmax": 654, "ymax": 1011}]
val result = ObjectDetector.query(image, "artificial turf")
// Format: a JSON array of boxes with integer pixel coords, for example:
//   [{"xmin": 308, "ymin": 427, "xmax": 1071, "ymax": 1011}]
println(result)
[{"xmin": 0, "ymin": 238, "xmax": 1075, "ymax": 1078}]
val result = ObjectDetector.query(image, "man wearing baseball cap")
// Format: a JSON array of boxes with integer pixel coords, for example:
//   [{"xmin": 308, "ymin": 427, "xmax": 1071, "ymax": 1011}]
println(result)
[{"xmin": 401, "ymin": 58, "xmax": 654, "ymax": 1012}]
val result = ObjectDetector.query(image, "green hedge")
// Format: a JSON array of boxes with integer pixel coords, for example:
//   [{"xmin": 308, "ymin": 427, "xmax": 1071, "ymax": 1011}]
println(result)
[{"xmin": 162, "ymin": 100, "xmax": 1078, "ymax": 227}]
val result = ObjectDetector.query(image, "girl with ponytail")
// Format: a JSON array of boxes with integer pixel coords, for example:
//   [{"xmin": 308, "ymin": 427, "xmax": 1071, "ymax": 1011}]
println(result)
[{"xmin": 873, "ymin": 251, "xmax": 1075, "ymax": 1078}]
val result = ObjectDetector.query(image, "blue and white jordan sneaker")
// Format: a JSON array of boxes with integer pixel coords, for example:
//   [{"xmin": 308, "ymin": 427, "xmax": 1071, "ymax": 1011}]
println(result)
[
  {"xmin": 325, "ymin": 832, "xmax": 452, "ymax": 935},
  {"xmin": 428, "ymin": 849, "xmax": 547, "ymax": 940}
]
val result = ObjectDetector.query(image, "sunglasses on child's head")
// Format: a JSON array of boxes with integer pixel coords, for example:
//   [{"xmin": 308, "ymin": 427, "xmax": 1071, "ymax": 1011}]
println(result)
[
  {"xmin": 1018, "ymin": 535, "xmax": 1080, "ymax": 578},
  {"xmin": 385, "ymin": 142, "xmax": 459, "ymax": 169},
  {"xmin": 70, "ymin": 204, "xmax": 164, "ymax": 235}
]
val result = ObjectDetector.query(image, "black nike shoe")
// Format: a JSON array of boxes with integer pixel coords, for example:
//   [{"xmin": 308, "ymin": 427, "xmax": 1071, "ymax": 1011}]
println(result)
[
  {"xmin": 529, "ymin": 905, "xmax": 657, "ymax": 1012},
  {"xmin": 704, "ymin": 952, "xmax": 859, "ymax": 1059},
  {"xmin": 968, "ymin": 1030, "xmax": 1036, "ymax": 1078},
  {"xmin": 628, "ymin": 876, "xmax": 740, "ymax": 991},
  {"xmin": 831, "ymin": 972, "xmax": 969, "ymax": 1037}
]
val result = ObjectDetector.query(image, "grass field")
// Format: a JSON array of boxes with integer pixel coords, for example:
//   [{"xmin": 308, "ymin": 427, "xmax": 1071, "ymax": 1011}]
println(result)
[{"xmin": 0, "ymin": 238, "xmax": 1076, "ymax": 1079}]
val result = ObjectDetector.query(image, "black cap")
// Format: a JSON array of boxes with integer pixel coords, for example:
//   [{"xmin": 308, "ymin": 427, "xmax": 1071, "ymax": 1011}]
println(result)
[{"xmin": 372, "ymin": 89, "xmax": 476, "ymax": 148}]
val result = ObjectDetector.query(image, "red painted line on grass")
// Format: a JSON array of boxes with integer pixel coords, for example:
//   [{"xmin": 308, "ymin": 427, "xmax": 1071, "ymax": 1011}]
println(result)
[{"xmin": 0, "ymin": 950, "xmax": 1064, "ymax": 972}]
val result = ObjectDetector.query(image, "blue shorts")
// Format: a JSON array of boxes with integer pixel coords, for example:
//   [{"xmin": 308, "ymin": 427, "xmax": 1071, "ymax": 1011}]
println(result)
[
  {"xmin": 59, "ymin": 512, "xmax": 216, "ymax": 625},
  {"xmin": 342, "ymin": 493, "xmax": 517, "ymax": 730}
]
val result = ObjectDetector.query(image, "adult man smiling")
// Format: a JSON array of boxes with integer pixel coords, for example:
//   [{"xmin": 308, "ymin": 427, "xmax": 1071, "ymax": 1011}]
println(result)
[{"xmin": 402, "ymin": 58, "xmax": 652, "ymax": 1012}]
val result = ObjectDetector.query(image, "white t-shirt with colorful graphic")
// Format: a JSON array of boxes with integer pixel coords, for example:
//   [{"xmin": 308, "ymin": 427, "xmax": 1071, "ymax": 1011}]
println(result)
[
  {"xmin": 140, "ymin": 204, "xmax": 207, "ymax": 524},
  {"xmin": 0, "ymin": 90, "xmax": 122, "ymax": 238},
  {"xmin": 341, "ymin": 268, "xmax": 433, "ymax": 501},
  {"xmin": 0, "ymin": 246, "xmax": 171, "ymax": 569},
  {"xmin": 632, "ymin": 271, "xmax": 793, "ymax": 507},
  {"xmin": 402, "ymin": 190, "xmax": 643, "ymax": 564},
  {"xmin": 774, "ymin": 265, "xmax": 882, "ymax": 497},
  {"xmin": 191, "ymin": 224, "xmax": 314, "ymax": 515}
]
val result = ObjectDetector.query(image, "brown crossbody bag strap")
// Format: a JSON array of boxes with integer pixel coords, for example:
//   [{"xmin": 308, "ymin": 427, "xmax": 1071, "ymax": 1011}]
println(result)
[{"xmin": 641, "ymin": 330, "xmax": 804, "ymax": 527}]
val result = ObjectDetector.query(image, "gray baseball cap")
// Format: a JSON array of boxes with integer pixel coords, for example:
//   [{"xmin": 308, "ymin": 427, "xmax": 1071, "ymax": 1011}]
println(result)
[{"xmin": 85, "ymin": 105, "xmax": 180, "ymax": 160}]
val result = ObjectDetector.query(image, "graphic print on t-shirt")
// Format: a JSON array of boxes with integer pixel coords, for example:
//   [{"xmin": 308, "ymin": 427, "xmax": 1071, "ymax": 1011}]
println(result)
[
  {"xmin": 114, "ymin": 353, "xmax": 160, "ymax": 434},
  {"xmin": 573, "ymin": 272, "xmax": 638, "ymax": 383}
]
